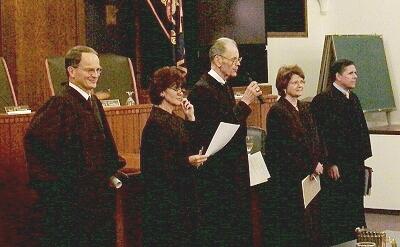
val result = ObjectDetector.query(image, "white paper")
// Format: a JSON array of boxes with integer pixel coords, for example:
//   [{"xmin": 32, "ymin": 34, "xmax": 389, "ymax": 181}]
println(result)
[
  {"xmin": 248, "ymin": 151, "xmax": 270, "ymax": 186},
  {"xmin": 6, "ymin": 109, "xmax": 31, "ymax": 115},
  {"xmin": 205, "ymin": 122, "xmax": 240, "ymax": 156},
  {"xmin": 302, "ymin": 175, "xmax": 321, "ymax": 208}
]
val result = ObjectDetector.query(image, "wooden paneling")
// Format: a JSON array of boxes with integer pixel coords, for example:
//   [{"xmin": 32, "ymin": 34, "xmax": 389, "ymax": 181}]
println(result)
[
  {"xmin": 0, "ymin": 3, "xmax": 2, "ymax": 55},
  {"xmin": 0, "ymin": 0, "xmax": 86, "ymax": 110},
  {"xmin": 105, "ymin": 104, "xmax": 153, "ymax": 173},
  {"xmin": 233, "ymin": 84, "xmax": 277, "ymax": 130},
  {"xmin": 0, "ymin": 0, "xmax": 17, "ymax": 86}
]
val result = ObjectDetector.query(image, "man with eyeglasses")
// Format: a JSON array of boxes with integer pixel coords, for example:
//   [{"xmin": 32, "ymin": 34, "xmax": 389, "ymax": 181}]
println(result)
[
  {"xmin": 24, "ymin": 45, "xmax": 126, "ymax": 247},
  {"xmin": 188, "ymin": 37, "xmax": 262, "ymax": 246}
]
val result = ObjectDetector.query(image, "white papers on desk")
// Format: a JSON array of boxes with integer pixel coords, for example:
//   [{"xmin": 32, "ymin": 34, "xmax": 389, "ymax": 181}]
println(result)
[
  {"xmin": 248, "ymin": 151, "xmax": 270, "ymax": 186},
  {"xmin": 6, "ymin": 109, "xmax": 31, "ymax": 115},
  {"xmin": 302, "ymin": 175, "xmax": 321, "ymax": 208},
  {"xmin": 205, "ymin": 122, "xmax": 240, "ymax": 156}
]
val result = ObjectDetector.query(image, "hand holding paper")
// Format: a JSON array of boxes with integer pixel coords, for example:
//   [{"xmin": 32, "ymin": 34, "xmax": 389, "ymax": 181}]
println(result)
[
  {"xmin": 205, "ymin": 122, "xmax": 240, "ymax": 156},
  {"xmin": 302, "ymin": 175, "xmax": 321, "ymax": 208}
]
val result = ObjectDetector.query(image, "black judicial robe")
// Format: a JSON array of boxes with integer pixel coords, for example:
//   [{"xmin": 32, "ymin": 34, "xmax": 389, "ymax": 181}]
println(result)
[
  {"xmin": 264, "ymin": 97, "xmax": 323, "ymax": 247},
  {"xmin": 188, "ymin": 74, "xmax": 252, "ymax": 246},
  {"xmin": 311, "ymin": 86, "xmax": 372, "ymax": 246},
  {"xmin": 24, "ymin": 86, "xmax": 125, "ymax": 247},
  {"xmin": 140, "ymin": 106, "xmax": 197, "ymax": 247}
]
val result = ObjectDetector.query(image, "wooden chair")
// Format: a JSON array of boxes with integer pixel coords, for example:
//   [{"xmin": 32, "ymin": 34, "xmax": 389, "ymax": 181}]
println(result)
[
  {"xmin": 0, "ymin": 57, "xmax": 18, "ymax": 113},
  {"xmin": 45, "ymin": 54, "xmax": 139, "ymax": 104}
]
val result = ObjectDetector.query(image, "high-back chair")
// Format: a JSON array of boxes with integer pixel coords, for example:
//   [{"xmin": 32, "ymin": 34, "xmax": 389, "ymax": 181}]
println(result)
[
  {"xmin": 45, "ymin": 56, "xmax": 66, "ymax": 96},
  {"xmin": 0, "ymin": 57, "xmax": 18, "ymax": 113},
  {"xmin": 45, "ymin": 53, "xmax": 139, "ymax": 104},
  {"xmin": 247, "ymin": 126, "xmax": 266, "ymax": 156}
]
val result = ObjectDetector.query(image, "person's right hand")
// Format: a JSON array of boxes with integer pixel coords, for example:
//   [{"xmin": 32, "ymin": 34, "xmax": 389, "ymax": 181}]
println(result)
[
  {"xmin": 327, "ymin": 165, "xmax": 340, "ymax": 181},
  {"xmin": 241, "ymin": 81, "xmax": 262, "ymax": 105},
  {"xmin": 181, "ymin": 98, "xmax": 195, "ymax": 121},
  {"xmin": 188, "ymin": 154, "xmax": 208, "ymax": 168}
]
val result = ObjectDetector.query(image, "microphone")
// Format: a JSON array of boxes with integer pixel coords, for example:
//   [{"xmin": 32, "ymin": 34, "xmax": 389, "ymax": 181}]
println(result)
[{"xmin": 245, "ymin": 72, "xmax": 264, "ymax": 103}]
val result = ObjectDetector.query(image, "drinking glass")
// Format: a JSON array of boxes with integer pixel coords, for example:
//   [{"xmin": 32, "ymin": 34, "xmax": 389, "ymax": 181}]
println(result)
[
  {"xmin": 126, "ymin": 91, "xmax": 135, "ymax": 105},
  {"xmin": 246, "ymin": 136, "xmax": 254, "ymax": 154}
]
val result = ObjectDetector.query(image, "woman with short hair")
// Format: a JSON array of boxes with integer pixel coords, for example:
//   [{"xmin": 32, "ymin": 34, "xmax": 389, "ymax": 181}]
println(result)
[
  {"xmin": 141, "ymin": 66, "xmax": 208, "ymax": 247},
  {"xmin": 263, "ymin": 65, "xmax": 324, "ymax": 246}
]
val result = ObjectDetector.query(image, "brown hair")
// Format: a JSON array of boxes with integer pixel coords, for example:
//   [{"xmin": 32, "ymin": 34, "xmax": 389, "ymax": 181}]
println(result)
[
  {"xmin": 275, "ymin": 64, "xmax": 305, "ymax": 97},
  {"xmin": 65, "ymin": 45, "xmax": 98, "ymax": 77},
  {"xmin": 329, "ymin": 59, "xmax": 355, "ymax": 83},
  {"xmin": 149, "ymin": 66, "xmax": 186, "ymax": 105}
]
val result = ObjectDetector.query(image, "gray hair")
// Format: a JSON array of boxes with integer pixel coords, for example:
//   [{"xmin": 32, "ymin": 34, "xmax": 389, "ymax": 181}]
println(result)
[{"xmin": 209, "ymin": 37, "xmax": 238, "ymax": 61}]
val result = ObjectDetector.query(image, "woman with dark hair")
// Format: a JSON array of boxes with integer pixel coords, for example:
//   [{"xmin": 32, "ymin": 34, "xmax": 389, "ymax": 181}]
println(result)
[
  {"xmin": 141, "ymin": 66, "xmax": 208, "ymax": 246},
  {"xmin": 263, "ymin": 65, "xmax": 324, "ymax": 246}
]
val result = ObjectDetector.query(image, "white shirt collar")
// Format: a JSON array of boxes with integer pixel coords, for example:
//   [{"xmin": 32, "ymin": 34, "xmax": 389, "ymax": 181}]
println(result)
[
  {"xmin": 333, "ymin": 82, "xmax": 350, "ymax": 96},
  {"xmin": 69, "ymin": 82, "xmax": 91, "ymax": 100},
  {"xmin": 208, "ymin": 69, "xmax": 226, "ymax": 85}
]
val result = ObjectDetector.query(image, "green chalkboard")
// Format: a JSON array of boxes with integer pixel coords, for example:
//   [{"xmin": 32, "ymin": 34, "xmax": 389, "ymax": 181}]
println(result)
[{"xmin": 332, "ymin": 35, "xmax": 395, "ymax": 112}]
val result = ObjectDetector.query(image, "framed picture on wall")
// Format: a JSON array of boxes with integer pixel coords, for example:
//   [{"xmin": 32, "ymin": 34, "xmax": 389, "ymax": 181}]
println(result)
[{"xmin": 266, "ymin": 0, "xmax": 308, "ymax": 37}]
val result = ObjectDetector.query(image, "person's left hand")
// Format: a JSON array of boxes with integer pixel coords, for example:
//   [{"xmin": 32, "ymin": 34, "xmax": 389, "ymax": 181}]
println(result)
[
  {"xmin": 181, "ymin": 98, "xmax": 195, "ymax": 121},
  {"xmin": 313, "ymin": 162, "xmax": 324, "ymax": 176}
]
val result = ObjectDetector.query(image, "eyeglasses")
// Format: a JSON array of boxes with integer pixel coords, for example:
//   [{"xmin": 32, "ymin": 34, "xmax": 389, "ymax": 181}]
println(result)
[
  {"xmin": 288, "ymin": 80, "xmax": 305, "ymax": 86},
  {"xmin": 74, "ymin": 66, "xmax": 103, "ymax": 76},
  {"xmin": 218, "ymin": 55, "xmax": 242, "ymax": 65},
  {"xmin": 168, "ymin": 86, "xmax": 185, "ymax": 93}
]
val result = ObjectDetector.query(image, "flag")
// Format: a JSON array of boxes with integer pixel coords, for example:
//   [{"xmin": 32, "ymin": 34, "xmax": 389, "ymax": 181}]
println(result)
[{"xmin": 145, "ymin": 0, "xmax": 187, "ymax": 73}]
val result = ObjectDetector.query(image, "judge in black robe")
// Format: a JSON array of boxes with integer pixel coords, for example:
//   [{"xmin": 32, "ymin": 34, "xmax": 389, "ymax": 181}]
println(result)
[
  {"xmin": 188, "ymin": 37, "xmax": 262, "ymax": 246},
  {"xmin": 264, "ymin": 65, "xmax": 324, "ymax": 247},
  {"xmin": 311, "ymin": 59, "xmax": 372, "ymax": 246},
  {"xmin": 140, "ymin": 66, "xmax": 207, "ymax": 247},
  {"xmin": 24, "ymin": 46, "xmax": 125, "ymax": 247}
]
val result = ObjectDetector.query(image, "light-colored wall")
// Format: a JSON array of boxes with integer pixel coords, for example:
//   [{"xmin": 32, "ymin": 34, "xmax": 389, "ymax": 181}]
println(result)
[
  {"xmin": 267, "ymin": 0, "xmax": 400, "ymax": 125},
  {"xmin": 365, "ymin": 135, "xmax": 400, "ymax": 210}
]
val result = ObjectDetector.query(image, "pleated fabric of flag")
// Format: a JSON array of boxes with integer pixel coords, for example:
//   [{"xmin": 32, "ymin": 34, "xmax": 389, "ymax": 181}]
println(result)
[{"xmin": 145, "ymin": 0, "xmax": 186, "ymax": 73}]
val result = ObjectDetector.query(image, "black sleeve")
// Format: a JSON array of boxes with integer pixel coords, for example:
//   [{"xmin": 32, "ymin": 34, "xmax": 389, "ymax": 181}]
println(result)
[{"xmin": 24, "ymin": 97, "xmax": 80, "ymax": 185}]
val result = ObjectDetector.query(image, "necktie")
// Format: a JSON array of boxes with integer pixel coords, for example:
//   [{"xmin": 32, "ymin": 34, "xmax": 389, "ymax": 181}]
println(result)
[
  {"xmin": 345, "ymin": 91, "xmax": 350, "ymax": 99},
  {"xmin": 89, "ymin": 96, "xmax": 104, "ymax": 130}
]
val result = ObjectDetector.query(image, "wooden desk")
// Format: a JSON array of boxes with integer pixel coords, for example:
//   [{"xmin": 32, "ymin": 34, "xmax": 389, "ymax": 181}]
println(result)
[{"xmin": 0, "ymin": 85, "xmax": 276, "ymax": 176}]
